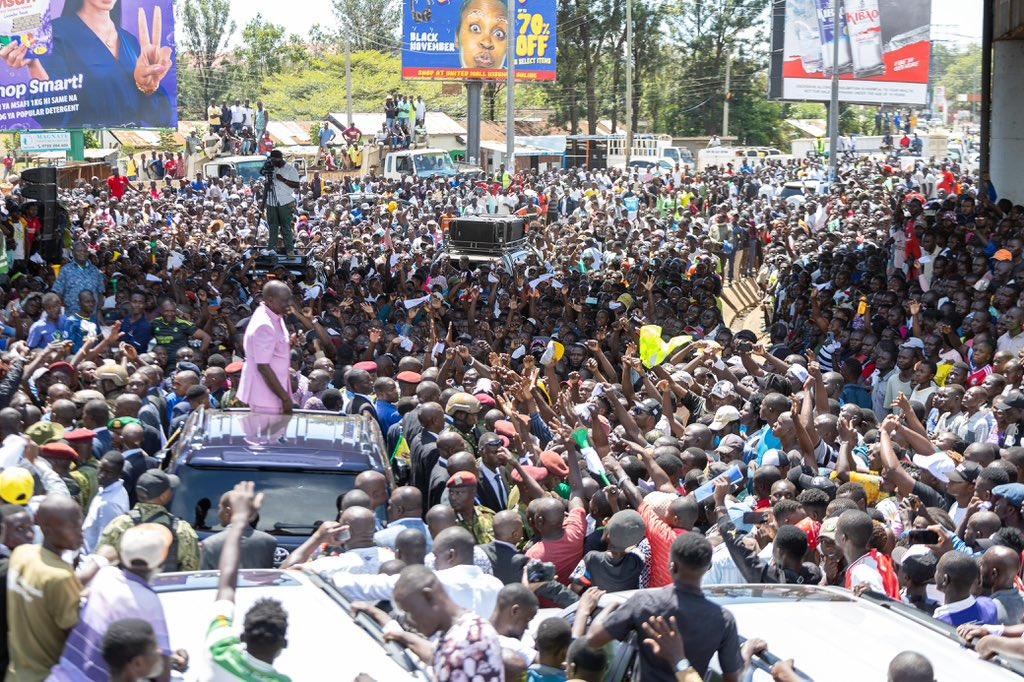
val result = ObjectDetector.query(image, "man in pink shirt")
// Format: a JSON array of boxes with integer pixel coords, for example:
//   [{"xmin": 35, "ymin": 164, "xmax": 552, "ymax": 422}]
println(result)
[{"xmin": 237, "ymin": 281, "xmax": 294, "ymax": 414}]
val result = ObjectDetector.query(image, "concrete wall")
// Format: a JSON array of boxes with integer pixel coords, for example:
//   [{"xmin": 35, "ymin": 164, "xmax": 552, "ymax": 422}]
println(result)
[{"xmin": 992, "ymin": 40, "xmax": 1024, "ymax": 203}]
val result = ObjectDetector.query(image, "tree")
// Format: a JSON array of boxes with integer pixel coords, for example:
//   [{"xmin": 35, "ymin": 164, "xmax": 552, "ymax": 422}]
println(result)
[
  {"xmin": 331, "ymin": 0, "xmax": 400, "ymax": 52},
  {"xmin": 232, "ymin": 15, "xmax": 290, "ymax": 101},
  {"xmin": 940, "ymin": 45, "xmax": 982, "ymax": 97},
  {"xmin": 177, "ymin": 0, "xmax": 236, "ymax": 117}
]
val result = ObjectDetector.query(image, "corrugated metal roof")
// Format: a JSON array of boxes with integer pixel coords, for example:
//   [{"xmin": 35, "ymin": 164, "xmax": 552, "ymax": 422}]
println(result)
[
  {"xmin": 266, "ymin": 120, "xmax": 313, "ymax": 146},
  {"xmin": 108, "ymin": 129, "xmax": 186, "ymax": 149}
]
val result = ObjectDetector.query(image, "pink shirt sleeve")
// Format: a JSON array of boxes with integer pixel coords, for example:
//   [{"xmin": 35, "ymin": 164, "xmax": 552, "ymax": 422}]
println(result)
[{"xmin": 247, "ymin": 323, "xmax": 278, "ymax": 365}]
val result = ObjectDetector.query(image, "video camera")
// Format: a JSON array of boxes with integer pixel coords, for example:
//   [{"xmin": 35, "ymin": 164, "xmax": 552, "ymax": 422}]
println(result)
[{"xmin": 259, "ymin": 157, "xmax": 278, "ymax": 178}]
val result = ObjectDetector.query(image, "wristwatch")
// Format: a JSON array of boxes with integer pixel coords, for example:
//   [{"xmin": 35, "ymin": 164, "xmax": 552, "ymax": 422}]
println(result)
[{"xmin": 675, "ymin": 659, "xmax": 692, "ymax": 673}]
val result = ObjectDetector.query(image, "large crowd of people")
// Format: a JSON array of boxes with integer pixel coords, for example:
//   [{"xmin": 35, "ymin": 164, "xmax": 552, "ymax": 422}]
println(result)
[{"xmin": 0, "ymin": 136, "xmax": 1019, "ymax": 681}]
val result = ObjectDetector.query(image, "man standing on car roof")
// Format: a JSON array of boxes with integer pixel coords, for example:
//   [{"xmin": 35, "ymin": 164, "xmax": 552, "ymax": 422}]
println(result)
[{"xmin": 237, "ymin": 280, "xmax": 294, "ymax": 416}]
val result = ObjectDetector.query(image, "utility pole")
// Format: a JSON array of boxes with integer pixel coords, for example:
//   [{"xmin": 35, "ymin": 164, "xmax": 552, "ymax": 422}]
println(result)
[
  {"xmin": 345, "ymin": 37, "xmax": 353, "ymax": 127},
  {"xmin": 505, "ymin": 0, "xmax": 516, "ymax": 174},
  {"xmin": 624, "ymin": 0, "xmax": 633, "ymax": 166},
  {"xmin": 827, "ymin": 0, "xmax": 842, "ymax": 183},
  {"xmin": 722, "ymin": 53, "xmax": 732, "ymax": 138}
]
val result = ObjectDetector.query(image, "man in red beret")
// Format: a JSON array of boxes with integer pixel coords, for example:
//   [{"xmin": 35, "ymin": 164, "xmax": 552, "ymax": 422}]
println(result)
[
  {"xmin": 40, "ymin": 442, "xmax": 84, "ymax": 507},
  {"xmin": 396, "ymin": 371, "xmax": 422, "ymax": 398},
  {"xmin": 64, "ymin": 428, "xmax": 99, "ymax": 510},
  {"xmin": 448, "ymin": 471, "xmax": 495, "ymax": 544}
]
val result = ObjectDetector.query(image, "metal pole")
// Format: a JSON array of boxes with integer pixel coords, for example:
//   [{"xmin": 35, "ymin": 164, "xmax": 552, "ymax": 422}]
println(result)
[
  {"xmin": 345, "ymin": 38, "xmax": 353, "ymax": 127},
  {"xmin": 979, "ymin": 0, "xmax": 992, "ymax": 181},
  {"xmin": 505, "ymin": 0, "xmax": 516, "ymax": 173},
  {"xmin": 827, "ymin": 0, "xmax": 842, "ymax": 183},
  {"xmin": 467, "ymin": 82, "xmax": 482, "ymax": 165},
  {"xmin": 624, "ymin": 0, "xmax": 633, "ymax": 166},
  {"xmin": 722, "ymin": 53, "xmax": 732, "ymax": 137}
]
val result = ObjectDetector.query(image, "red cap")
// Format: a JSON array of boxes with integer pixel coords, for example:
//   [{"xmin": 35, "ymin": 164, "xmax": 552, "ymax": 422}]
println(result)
[
  {"xmin": 474, "ymin": 392, "xmax": 497, "ymax": 408},
  {"xmin": 540, "ymin": 451, "xmax": 569, "ymax": 479},
  {"xmin": 41, "ymin": 442, "xmax": 79, "ymax": 462},
  {"xmin": 446, "ymin": 471, "xmax": 478, "ymax": 488},
  {"xmin": 48, "ymin": 361, "xmax": 76, "ymax": 376},
  {"xmin": 494, "ymin": 420, "xmax": 516, "ymax": 439},
  {"xmin": 63, "ymin": 428, "xmax": 96, "ymax": 443},
  {"xmin": 225, "ymin": 362, "xmax": 244, "ymax": 373},
  {"xmin": 511, "ymin": 466, "xmax": 549, "ymax": 483},
  {"xmin": 396, "ymin": 371, "xmax": 422, "ymax": 384},
  {"xmin": 353, "ymin": 361, "xmax": 378, "ymax": 372}
]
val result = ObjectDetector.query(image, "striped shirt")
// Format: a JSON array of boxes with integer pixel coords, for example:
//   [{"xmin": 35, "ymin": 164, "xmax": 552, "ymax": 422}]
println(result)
[{"xmin": 48, "ymin": 567, "xmax": 169, "ymax": 681}]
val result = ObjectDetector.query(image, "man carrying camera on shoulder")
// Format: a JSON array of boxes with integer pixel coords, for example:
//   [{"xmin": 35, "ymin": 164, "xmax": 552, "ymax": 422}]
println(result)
[{"xmin": 264, "ymin": 149, "xmax": 300, "ymax": 254}]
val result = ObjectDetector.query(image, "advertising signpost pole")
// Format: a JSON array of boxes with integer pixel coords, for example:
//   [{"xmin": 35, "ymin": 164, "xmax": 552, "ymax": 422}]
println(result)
[
  {"xmin": 827, "ymin": 0, "xmax": 842, "ymax": 183},
  {"xmin": 505, "ymin": 0, "xmax": 515, "ymax": 172}
]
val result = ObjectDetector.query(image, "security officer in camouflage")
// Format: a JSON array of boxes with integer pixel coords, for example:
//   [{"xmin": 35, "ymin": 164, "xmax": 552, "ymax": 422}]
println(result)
[
  {"xmin": 447, "ymin": 471, "xmax": 495, "ymax": 544},
  {"xmin": 444, "ymin": 392, "xmax": 481, "ymax": 455},
  {"xmin": 97, "ymin": 469, "xmax": 200, "ymax": 571}
]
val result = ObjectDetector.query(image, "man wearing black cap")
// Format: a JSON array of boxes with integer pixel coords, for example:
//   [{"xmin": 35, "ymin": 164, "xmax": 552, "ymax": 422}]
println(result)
[{"xmin": 97, "ymin": 470, "xmax": 200, "ymax": 571}]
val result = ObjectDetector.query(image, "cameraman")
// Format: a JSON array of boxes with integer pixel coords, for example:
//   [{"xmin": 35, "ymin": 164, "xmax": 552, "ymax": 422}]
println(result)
[{"xmin": 264, "ymin": 149, "xmax": 300, "ymax": 254}]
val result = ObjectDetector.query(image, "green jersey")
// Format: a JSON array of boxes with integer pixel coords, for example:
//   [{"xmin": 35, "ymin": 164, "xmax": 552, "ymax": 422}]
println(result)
[{"xmin": 206, "ymin": 600, "xmax": 291, "ymax": 682}]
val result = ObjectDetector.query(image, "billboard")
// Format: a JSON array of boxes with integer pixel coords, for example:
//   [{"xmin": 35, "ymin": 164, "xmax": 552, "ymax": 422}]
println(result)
[
  {"xmin": 768, "ymin": 0, "xmax": 931, "ymax": 105},
  {"xmin": 0, "ymin": 0, "xmax": 177, "ymax": 131},
  {"xmin": 402, "ymin": 0, "xmax": 556, "ymax": 82}
]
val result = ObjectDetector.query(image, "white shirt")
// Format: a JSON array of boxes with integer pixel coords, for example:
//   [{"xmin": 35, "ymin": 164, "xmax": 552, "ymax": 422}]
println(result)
[
  {"xmin": 82, "ymin": 480, "xmax": 130, "ymax": 553},
  {"xmin": 269, "ymin": 162, "xmax": 299, "ymax": 206},
  {"xmin": 329, "ymin": 564, "xmax": 502, "ymax": 619},
  {"xmin": 479, "ymin": 463, "xmax": 507, "ymax": 510},
  {"xmin": 997, "ymin": 331, "xmax": 1024, "ymax": 356},
  {"xmin": 230, "ymin": 105, "xmax": 244, "ymax": 124},
  {"xmin": 305, "ymin": 545, "xmax": 394, "ymax": 579}
]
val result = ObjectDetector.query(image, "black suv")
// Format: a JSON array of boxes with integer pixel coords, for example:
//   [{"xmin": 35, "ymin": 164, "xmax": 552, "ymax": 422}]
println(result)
[{"xmin": 165, "ymin": 408, "xmax": 390, "ymax": 564}]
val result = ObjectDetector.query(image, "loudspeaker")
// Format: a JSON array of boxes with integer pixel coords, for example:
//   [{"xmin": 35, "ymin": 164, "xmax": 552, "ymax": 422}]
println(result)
[
  {"xmin": 449, "ymin": 217, "xmax": 525, "ymax": 249},
  {"xmin": 20, "ymin": 166, "xmax": 61, "ymax": 263},
  {"xmin": 21, "ymin": 165, "xmax": 58, "ymax": 203},
  {"xmin": 22, "ymin": 166, "xmax": 58, "ymax": 185}
]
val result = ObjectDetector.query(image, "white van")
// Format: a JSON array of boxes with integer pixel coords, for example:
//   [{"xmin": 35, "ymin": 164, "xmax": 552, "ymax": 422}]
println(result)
[
  {"xmin": 202, "ymin": 155, "xmax": 307, "ymax": 183},
  {"xmin": 382, "ymin": 148, "xmax": 482, "ymax": 180}
]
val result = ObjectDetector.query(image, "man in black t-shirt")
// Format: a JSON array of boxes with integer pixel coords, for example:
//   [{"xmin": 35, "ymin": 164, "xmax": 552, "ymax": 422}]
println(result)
[
  {"xmin": 573, "ymin": 509, "xmax": 645, "ymax": 592},
  {"xmin": 584, "ymin": 533, "xmax": 743, "ymax": 682}
]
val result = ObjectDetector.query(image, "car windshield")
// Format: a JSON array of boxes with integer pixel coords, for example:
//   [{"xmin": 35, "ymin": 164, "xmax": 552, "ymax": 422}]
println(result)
[
  {"xmin": 169, "ymin": 467, "xmax": 355, "ymax": 536},
  {"xmin": 234, "ymin": 160, "xmax": 266, "ymax": 182},
  {"xmin": 414, "ymin": 153, "xmax": 456, "ymax": 175}
]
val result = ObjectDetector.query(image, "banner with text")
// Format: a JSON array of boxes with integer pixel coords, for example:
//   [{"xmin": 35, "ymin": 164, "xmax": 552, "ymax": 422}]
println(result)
[
  {"xmin": 0, "ymin": 0, "xmax": 177, "ymax": 131},
  {"xmin": 402, "ymin": 0, "xmax": 556, "ymax": 82},
  {"xmin": 768, "ymin": 0, "xmax": 930, "ymax": 105}
]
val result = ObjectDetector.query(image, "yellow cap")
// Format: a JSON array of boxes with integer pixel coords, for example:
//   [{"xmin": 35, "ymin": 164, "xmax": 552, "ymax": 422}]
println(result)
[{"xmin": 0, "ymin": 467, "xmax": 35, "ymax": 506}]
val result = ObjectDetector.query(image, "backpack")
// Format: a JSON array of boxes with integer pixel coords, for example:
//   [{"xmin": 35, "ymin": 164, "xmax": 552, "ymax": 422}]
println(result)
[{"xmin": 128, "ymin": 507, "xmax": 180, "ymax": 572}]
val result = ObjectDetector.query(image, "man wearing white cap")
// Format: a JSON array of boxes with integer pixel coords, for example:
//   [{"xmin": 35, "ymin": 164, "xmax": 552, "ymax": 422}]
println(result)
[{"xmin": 49, "ymin": 524, "xmax": 186, "ymax": 680}]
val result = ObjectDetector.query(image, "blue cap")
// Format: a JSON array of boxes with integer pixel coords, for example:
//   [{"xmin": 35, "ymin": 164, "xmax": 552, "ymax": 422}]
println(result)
[{"xmin": 993, "ymin": 483, "xmax": 1024, "ymax": 508}]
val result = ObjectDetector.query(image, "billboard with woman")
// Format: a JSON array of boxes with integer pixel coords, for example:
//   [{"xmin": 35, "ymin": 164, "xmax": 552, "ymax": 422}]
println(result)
[
  {"xmin": 0, "ymin": 0, "xmax": 177, "ymax": 130},
  {"xmin": 402, "ymin": 0, "xmax": 556, "ymax": 82}
]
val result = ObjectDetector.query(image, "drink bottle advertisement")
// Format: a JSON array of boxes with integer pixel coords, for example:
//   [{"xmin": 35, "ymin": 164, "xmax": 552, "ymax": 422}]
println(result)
[{"xmin": 768, "ymin": 0, "xmax": 930, "ymax": 105}]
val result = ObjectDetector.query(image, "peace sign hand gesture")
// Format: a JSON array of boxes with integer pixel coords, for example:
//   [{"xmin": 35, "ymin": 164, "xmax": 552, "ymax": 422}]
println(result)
[{"xmin": 134, "ymin": 6, "xmax": 172, "ymax": 94}]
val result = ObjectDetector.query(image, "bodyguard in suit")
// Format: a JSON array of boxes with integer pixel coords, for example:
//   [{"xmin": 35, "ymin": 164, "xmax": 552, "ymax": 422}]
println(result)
[
  {"xmin": 476, "ymin": 432, "xmax": 511, "ymax": 512},
  {"xmin": 480, "ymin": 509, "xmax": 529, "ymax": 585}
]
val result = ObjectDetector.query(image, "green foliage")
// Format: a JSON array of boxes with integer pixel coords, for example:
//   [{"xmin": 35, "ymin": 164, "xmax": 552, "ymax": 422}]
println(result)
[
  {"xmin": 331, "ymin": 0, "xmax": 400, "ymax": 51},
  {"xmin": 939, "ymin": 45, "xmax": 982, "ymax": 98},
  {"xmin": 177, "ymin": 0, "xmax": 236, "ymax": 116},
  {"xmin": 83, "ymin": 130, "xmax": 101, "ymax": 149},
  {"xmin": 787, "ymin": 103, "xmax": 826, "ymax": 119},
  {"xmin": 158, "ymin": 129, "xmax": 181, "ymax": 152}
]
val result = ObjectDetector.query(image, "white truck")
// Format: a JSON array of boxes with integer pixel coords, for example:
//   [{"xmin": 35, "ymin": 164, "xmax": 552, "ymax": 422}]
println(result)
[{"xmin": 382, "ymin": 148, "xmax": 482, "ymax": 180}]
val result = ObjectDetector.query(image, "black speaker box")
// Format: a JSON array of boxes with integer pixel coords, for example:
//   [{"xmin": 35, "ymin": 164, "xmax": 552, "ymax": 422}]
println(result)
[{"xmin": 449, "ymin": 216, "xmax": 525, "ymax": 248}]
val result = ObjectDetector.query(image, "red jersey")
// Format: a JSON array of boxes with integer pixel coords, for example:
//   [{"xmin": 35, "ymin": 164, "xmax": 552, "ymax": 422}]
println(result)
[{"xmin": 107, "ymin": 175, "xmax": 130, "ymax": 200}]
